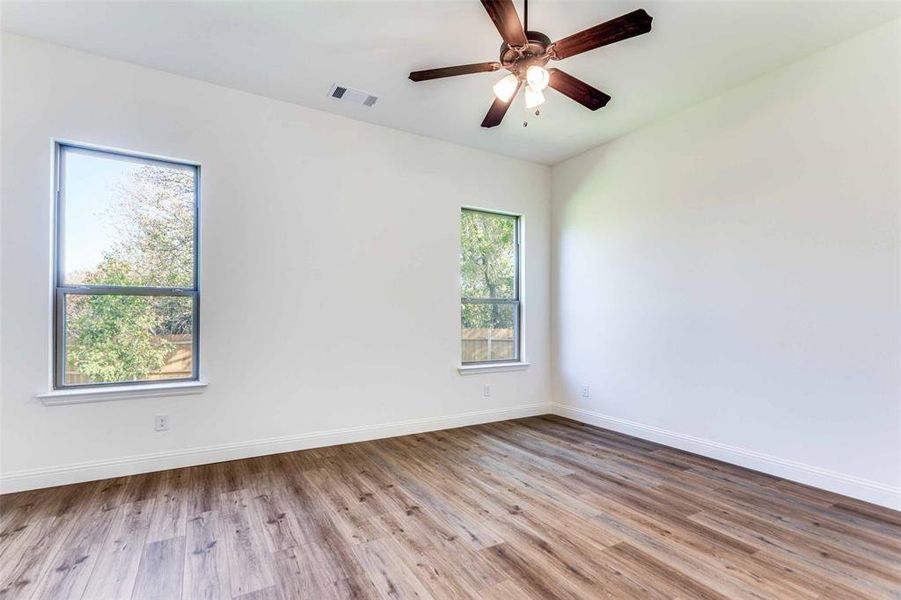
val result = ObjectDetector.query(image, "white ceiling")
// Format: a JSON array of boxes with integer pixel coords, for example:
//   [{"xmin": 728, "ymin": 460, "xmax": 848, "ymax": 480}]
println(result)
[{"xmin": 3, "ymin": 1, "xmax": 899, "ymax": 164}]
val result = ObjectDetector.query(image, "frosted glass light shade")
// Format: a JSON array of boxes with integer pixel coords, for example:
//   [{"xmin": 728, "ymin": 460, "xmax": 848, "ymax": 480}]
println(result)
[
  {"xmin": 492, "ymin": 74, "xmax": 519, "ymax": 102},
  {"xmin": 524, "ymin": 87, "xmax": 545, "ymax": 109},
  {"xmin": 526, "ymin": 66, "xmax": 549, "ymax": 92}
]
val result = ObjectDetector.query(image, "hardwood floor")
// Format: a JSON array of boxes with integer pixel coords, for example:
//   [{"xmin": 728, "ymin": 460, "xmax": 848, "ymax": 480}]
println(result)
[{"xmin": 1, "ymin": 415, "xmax": 899, "ymax": 599}]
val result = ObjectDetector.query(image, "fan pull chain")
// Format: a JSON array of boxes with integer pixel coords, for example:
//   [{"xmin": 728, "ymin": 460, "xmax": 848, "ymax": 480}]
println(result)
[{"xmin": 523, "ymin": 108, "xmax": 540, "ymax": 127}]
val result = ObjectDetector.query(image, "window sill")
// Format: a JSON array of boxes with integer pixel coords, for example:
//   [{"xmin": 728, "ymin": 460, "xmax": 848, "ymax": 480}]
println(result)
[
  {"xmin": 457, "ymin": 362, "xmax": 530, "ymax": 375},
  {"xmin": 36, "ymin": 381, "xmax": 208, "ymax": 406}
]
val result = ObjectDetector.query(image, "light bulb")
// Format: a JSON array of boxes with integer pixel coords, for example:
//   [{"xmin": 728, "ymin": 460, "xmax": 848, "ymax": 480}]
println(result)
[
  {"xmin": 524, "ymin": 86, "xmax": 545, "ymax": 109},
  {"xmin": 526, "ymin": 65, "xmax": 549, "ymax": 92},
  {"xmin": 492, "ymin": 74, "xmax": 519, "ymax": 102}
]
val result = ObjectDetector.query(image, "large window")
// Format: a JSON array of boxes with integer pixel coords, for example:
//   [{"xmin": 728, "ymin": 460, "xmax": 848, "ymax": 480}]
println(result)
[
  {"xmin": 460, "ymin": 208, "xmax": 520, "ymax": 364},
  {"xmin": 54, "ymin": 144, "xmax": 199, "ymax": 388}
]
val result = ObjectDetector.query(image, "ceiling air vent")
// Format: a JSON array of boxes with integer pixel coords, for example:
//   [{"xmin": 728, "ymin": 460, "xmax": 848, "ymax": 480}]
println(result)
[{"xmin": 328, "ymin": 84, "xmax": 379, "ymax": 108}]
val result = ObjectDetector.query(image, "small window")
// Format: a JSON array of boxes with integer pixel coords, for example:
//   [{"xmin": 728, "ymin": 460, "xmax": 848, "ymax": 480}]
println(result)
[
  {"xmin": 460, "ymin": 208, "xmax": 521, "ymax": 364},
  {"xmin": 54, "ymin": 144, "xmax": 199, "ymax": 388}
]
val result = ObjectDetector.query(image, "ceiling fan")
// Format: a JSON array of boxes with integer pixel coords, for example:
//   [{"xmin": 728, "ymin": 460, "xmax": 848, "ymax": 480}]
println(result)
[{"xmin": 409, "ymin": 0, "xmax": 652, "ymax": 128}]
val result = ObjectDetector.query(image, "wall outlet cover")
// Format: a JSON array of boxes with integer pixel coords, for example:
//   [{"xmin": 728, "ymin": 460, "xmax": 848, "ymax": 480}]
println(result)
[{"xmin": 154, "ymin": 415, "xmax": 170, "ymax": 432}]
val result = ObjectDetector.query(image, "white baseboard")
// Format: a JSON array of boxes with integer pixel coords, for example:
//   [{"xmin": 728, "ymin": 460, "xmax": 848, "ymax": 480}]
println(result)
[
  {"xmin": 0, "ymin": 403, "xmax": 552, "ymax": 494},
  {"xmin": 552, "ymin": 404, "xmax": 901, "ymax": 511},
  {"xmin": 7, "ymin": 402, "xmax": 898, "ymax": 511}
]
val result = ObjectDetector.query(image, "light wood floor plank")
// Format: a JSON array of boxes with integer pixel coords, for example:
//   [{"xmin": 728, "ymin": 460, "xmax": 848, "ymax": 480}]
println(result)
[
  {"xmin": 183, "ymin": 511, "xmax": 231, "ymax": 600},
  {"xmin": 80, "ymin": 499, "xmax": 154, "ymax": 600},
  {"xmin": 132, "ymin": 536, "xmax": 186, "ymax": 600}
]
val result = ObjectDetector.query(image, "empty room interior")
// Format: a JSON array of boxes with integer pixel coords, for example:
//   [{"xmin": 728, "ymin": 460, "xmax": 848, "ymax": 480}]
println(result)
[{"xmin": 1, "ymin": 0, "xmax": 900, "ymax": 598}]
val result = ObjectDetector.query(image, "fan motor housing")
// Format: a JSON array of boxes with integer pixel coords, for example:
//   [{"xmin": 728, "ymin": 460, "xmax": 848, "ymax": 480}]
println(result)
[{"xmin": 499, "ymin": 30, "xmax": 552, "ymax": 75}]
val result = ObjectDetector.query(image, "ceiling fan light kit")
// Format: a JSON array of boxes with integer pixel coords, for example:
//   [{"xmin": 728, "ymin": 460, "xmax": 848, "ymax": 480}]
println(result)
[{"xmin": 409, "ymin": 0, "xmax": 653, "ymax": 128}]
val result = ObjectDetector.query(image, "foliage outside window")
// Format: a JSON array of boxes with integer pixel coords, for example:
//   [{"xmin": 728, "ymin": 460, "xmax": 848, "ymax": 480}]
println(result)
[
  {"xmin": 460, "ymin": 209, "xmax": 520, "ymax": 364},
  {"xmin": 55, "ymin": 145, "xmax": 199, "ymax": 387}
]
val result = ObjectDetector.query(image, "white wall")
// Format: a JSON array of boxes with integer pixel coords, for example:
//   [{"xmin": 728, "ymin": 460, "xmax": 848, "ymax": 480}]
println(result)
[
  {"xmin": 551, "ymin": 21, "xmax": 901, "ymax": 508},
  {"xmin": 0, "ymin": 34, "xmax": 552, "ymax": 492}
]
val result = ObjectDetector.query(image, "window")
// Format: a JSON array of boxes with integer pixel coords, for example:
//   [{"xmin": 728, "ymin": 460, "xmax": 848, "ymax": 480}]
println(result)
[
  {"xmin": 460, "ymin": 208, "xmax": 520, "ymax": 364},
  {"xmin": 54, "ymin": 144, "xmax": 199, "ymax": 388}
]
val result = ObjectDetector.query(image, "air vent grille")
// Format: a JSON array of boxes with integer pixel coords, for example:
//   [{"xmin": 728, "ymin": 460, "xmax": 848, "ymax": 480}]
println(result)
[{"xmin": 328, "ymin": 84, "xmax": 379, "ymax": 108}]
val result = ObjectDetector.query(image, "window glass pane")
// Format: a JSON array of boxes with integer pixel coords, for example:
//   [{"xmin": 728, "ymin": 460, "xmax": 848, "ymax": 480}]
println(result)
[
  {"xmin": 61, "ymin": 148, "xmax": 195, "ymax": 287},
  {"xmin": 63, "ymin": 294, "xmax": 194, "ymax": 385},
  {"xmin": 460, "ymin": 210, "xmax": 516, "ymax": 300},
  {"xmin": 461, "ymin": 302, "xmax": 517, "ymax": 363}
]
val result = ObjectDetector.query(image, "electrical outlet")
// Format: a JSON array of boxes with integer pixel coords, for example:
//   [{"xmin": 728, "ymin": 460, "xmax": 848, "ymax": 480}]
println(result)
[
  {"xmin": 483, "ymin": 384, "xmax": 491, "ymax": 398},
  {"xmin": 154, "ymin": 414, "xmax": 169, "ymax": 432},
  {"xmin": 581, "ymin": 385, "xmax": 590, "ymax": 399}
]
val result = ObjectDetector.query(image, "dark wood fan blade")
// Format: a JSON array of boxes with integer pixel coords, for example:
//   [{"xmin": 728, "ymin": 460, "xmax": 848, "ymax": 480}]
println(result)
[
  {"xmin": 547, "ymin": 68, "xmax": 611, "ymax": 110},
  {"xmin": 409, "ymin": 62, "xmax": 501, "ymax": 82},
  {"xmin": 481, "ymin": 81, "xmax": 521, "ymax": 128},
  {"xmin": 551, "ymin": 9, "xmax": 652, "ymax": 60},
  {"xmin": 481, "ymin": 0, "xmax": 528, "ymax": 47}
]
